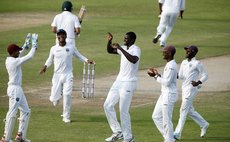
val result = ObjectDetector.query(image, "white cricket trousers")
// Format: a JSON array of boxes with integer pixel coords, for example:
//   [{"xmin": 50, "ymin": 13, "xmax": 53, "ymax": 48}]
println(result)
[
  {"xmin": 157, "ymin": 11, "xmax": 178, "ymax": 45},
  {"xmin": 152, "ymin": 93, "xmax": 177, "ymax": 142},
  {"xmin": 104, "ymin": 81, "xmax": 137, "ymax": 141},
  {"xmin": 50, "ymin": 73, "xmax": 73, "ymax": 119},
  {"xmin": 174, "ymin": 87, "xmax": 209, "ymax": 135},
  {"xmin": 4, "ymin": 85, "xmax": 30, "ymax": 140}
]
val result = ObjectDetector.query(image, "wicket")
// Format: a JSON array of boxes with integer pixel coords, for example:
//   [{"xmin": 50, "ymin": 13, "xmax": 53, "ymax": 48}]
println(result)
[{"xmin": 82, "ymin": 63, "xmax": 95, "ymax": 98}]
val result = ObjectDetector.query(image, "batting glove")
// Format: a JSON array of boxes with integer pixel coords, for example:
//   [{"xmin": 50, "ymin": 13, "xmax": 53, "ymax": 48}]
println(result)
[
  {"xmin": 32, "ymin": 33, "xmax": 38, "ymax": 48},
  {"xmin": 22, "ymin": 33, "xmax": 31, "ymax": 49}
]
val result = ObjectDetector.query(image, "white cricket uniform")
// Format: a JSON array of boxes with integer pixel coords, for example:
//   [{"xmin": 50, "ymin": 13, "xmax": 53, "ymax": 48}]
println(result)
[
  {"xmin": 156, "ymin": 0, "xmax": 185, "ymax": 46},
  {"xmin": 174, "ymin": 57, "xmax": 208, "ymax": 137},
  {"xmin": 44, "ymin": 43, "xmax": 87, "ymax": 119},
  {"xmin": 104, "ymin": 44, "xmax": 140, "ymax": 141},
  {"xmin": 4, "ymin": 47, "xmax": 36, "ymax": 140},
  {"xmin": 51, "ymin": 11, "xmax": 81, "ymax": 46},
  {"xmin": 152, "ymin": 59, "xmax": 178, "ymax": 142}
]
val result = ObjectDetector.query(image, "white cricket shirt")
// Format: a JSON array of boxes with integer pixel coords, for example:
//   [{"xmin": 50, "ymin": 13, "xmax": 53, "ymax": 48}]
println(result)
[
  {"xmin": 45, "ymin": 43, "xmax": 87, "ymax": 74},
  {"xmin": 156, "ymin": 59, "xmax": 178, "ymax": 94},
  {"xmin": 51, "ymin": 11, "xmax": 81, "ymax": 39},
  {"xmin": 116, "ymin": 44, "xmax": 141, "ymax": 82},
  {"xmin": 178, "ymin": 57, "xmax": 208, "ymax": 89},
  {"xmin": 5, "ymin": 48, "xmax": 36, "ymax": 86}
]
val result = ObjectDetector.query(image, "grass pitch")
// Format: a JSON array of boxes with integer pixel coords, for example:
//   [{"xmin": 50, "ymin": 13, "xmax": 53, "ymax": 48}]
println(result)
[{"xmin": 0, "ymin": 0, "xmax": 230, "ymax": 141}]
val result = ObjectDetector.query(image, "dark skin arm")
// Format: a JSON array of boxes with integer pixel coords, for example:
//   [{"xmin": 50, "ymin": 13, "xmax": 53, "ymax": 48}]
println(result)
[
  {"xmin": 107, "ymin": 32, "xmax": 139, "ymax": 64},
  {"xmin": 117, "ymin": 45, "xmax": 139, "ymax": 64},
  {"xmin": 107, "ymin": 32, "xmax": 117, "ymax": 54}
]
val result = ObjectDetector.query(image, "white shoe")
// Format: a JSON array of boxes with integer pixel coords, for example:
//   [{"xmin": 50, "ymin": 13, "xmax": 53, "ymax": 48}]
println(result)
[
  {"xmin": 173, "ymin": 133, "xmax": 181, "ymax": 140},
  {"xmin": 62, "ymin": 118, "xmax": 71, "ymax": 123},
  {"xmin": 105, "ymin": 131, "xmax": 123, "ymax": 142},
  {"xmin": 200, "ymin": 123, "xmax": 209, "ymax": 137},
  {"xmin": 123, "ymin": 136, "xmax": 134, "ymax": 142}
]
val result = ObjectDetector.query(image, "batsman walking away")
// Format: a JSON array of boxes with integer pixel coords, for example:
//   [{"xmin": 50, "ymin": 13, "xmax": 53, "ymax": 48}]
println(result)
[
  {"xmin": 1, "ymin": 33, "xmax": 38, "ymax": 142},
  {"xmin": 39, "ymin": 29, "xmax": 94, "ymax": 123},
  {"xmin": 51, "ymin": 1, "xmax": 82, "ymax": 47}
]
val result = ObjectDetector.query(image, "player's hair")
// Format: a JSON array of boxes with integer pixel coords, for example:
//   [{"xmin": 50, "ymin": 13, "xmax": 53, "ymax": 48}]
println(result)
[
  {"xmin": 126, "ymin": 32, "xmax": 136, "ymax": 43},
  {"xmin": 62, "ymin": 1, "xmax": 73, "ymax": 12}
]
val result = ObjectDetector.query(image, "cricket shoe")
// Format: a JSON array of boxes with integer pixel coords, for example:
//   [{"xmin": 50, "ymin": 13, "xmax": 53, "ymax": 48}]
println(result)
[
  {"xmin": 200, "ymin": 122, "xmax": 209, "ymax": 137},
  {"xmin": 105, "ymin": 131, "xmax": 123, "ymax": 142},
  {"xmin": 15, "ymin": 133, "xmax": 31, "ymax": 142},
  {"xmin": 153, "ymin": 35, "xmax": 161, "ymax": 44},
  {"xmin": 62, "ymin": 118, "xmax": 71, "ymax": 123},
  {"xmin": 123, "ymin": 136, "xmax": 134, "ymax": 142},
  {"xmin": 160, "ymin": 41, "xmax": 166, "ymax": 47},
  {"xmin": 173, "ymin": 133, "xmax": 181, "ymax": 140}
]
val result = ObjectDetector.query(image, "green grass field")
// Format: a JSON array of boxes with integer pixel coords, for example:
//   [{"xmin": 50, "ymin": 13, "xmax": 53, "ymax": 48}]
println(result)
[{"xmin": 0, "ymin": 0, "xmax": 230, "ymax": 141}]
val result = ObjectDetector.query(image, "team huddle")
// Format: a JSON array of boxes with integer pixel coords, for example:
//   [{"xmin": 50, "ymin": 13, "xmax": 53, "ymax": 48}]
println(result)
[{"xmin": 1, "ymin": 0, "xmax": 209, "ymax": 142}]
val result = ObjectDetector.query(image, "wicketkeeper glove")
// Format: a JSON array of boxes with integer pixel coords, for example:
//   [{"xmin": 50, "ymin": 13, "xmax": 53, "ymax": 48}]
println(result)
[
  {"xmin": 22, "ymin": 33, "xmax": 31, "ymax": 49},
  {"xmin": 32, "ymin": 33, "xmax": 38, "ymax": 48}
]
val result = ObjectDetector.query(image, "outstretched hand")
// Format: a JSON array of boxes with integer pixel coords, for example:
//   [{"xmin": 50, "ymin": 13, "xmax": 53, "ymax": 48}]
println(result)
[
  {"xmin": 39, "ymin": 65, "xmax": 47, "ymax": 75},
  {"xmin": 32, "ymin": 33, "xmax": 38, "ymax": 48},
  {"xmin": 22, "ymin": 33, "xmax": 31, "ymax": 49},
  {"xmin": 86, "ymin": 60, "xmax": 95, "ymax": 64}
]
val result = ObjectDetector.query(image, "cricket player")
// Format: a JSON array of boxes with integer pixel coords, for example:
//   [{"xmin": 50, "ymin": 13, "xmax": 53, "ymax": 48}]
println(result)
[
  {"xmin": 1, "ymin": 33, "xmax": 38, "ymax": 142},
  {"xmin": 104, "ymin": 32, "xmax": 140, "ymax": 142},
  {"xmin": 174, "ymin": 45, "xmax": 209, "ymax": 140},
  {"xmin": 157, "ymin": 0, "xmax": 185, "ymax": 19},
  {"xmin": 40, "ymin": 29, "xmax": 94, "ymax": 123},
  {"xmin": 51, "ymin": 1, "xmax": 81, "ymax": 46},
  {"xmin": 147, "ymin": 45, "xmax": 178, "ymax": 142},
  {"xmin": 153, "ymin": 0, "xmax": 185, "ymax": 47}
]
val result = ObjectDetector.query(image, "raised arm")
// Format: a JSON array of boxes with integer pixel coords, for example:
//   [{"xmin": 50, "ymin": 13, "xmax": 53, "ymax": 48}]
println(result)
[
  {"xmin": 18, "ymin": 33, "xmax": 38, "ymax": 65},
  {"xmin": 107, "ymin": 32, "xmax": 118, "ymax": 54}
]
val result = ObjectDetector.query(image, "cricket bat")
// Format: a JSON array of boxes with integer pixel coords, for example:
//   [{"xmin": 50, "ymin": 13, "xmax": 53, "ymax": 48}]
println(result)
[{"xmin": 78, "ymin": 5, "xmax": 86, "ymax": 24}]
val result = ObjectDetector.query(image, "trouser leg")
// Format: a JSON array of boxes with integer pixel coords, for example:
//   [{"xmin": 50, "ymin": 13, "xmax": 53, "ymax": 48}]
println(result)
[
  {"xmin": 18, "ymin": 93, "xmax": 31, "ymax": 140},
  {"xmin": 152, "ymin": 95, "xmax": 164, "ymax": 136},
  {"xmin": 162, "ymin": 102, "xmax": 175, "ymax": 142},
  {"xmin": 119, "ymin": 89, "xmax": 133, "ymax": 140},
  {"xmin": 4, "ymin": 96, "xmax": 19, "ymax": 141},
  {"xmin": 174, "ymin": 98, "xmax": 192, "ymax": 135},
  {"xmin": 104, "ymin": 82, "xmax": 121, "ymax": 133},
  {"xmin": 63, "ymin": 94, "xmax": 72, "ymax": 119}
]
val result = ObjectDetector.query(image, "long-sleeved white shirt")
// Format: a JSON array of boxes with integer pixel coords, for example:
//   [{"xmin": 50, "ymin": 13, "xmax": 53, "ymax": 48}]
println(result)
[
  {"xmin": 6, "ymin": 48, "xmax": 36, "ymax": 86},
  {"xmin": 45, "ymin": 43, "xmax": 87, "ymax": 74},
  {"xmin": 156, "ymin": 59, "xmax": 178, "ymax": 94},
  {"xmin": 178, "ymin": 57, "xmax": 208, "ymax": 89}
]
